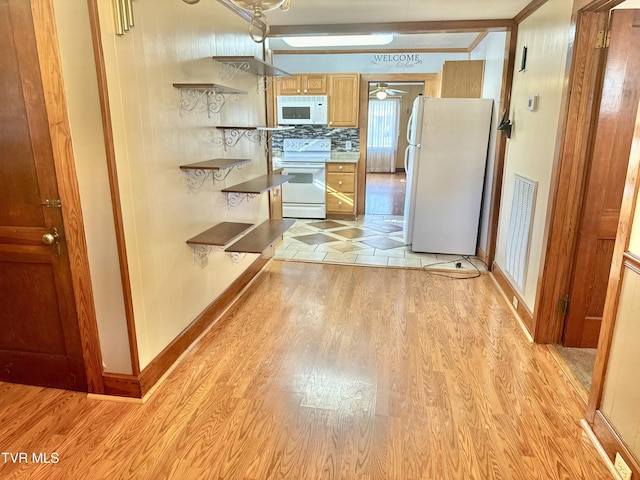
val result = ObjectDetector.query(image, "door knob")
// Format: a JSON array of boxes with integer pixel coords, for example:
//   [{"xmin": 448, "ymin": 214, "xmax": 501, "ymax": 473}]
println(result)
[
  {"xmin": 42, "ymin": 233, "xmax": 55, "ymax": 245},
  {"xmin": 42, "ymin": 228, "xmax": 60, "ymax": 257}
]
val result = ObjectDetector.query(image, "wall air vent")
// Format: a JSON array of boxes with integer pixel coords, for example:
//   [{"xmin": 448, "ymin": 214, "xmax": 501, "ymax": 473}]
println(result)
[{"xmin": 504, "ymin": 174, "xmax": 537, "ymax": 291}]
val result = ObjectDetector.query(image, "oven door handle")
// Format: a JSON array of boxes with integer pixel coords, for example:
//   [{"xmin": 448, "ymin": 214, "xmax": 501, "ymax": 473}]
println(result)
[{"xmin": 280, "ymin": 163, "xmax": 326, "ymax": 169}]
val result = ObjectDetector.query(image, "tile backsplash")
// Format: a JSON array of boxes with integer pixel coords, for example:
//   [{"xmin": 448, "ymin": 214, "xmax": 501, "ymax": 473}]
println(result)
[{"xmin": 271, "ymin": 125, "xmax": 359, "ymax": 155}]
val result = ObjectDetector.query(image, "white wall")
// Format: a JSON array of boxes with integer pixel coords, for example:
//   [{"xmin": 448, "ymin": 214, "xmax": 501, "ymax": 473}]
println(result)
[
  {"xmin": 601, "ymin": 261, "xmax": 640, "ymax": 460},
  {"xmin": 614, "ymin": 0, "xmax": 640, "ymax": 8},
  {"xmin": 630, "ymin": 195, "xmax": 640, "ymax": 253},
  {"xmin": 494, "ymin": 0, "xmax": 574, "ymax": 308},
  {"xmin": 471, "ymin": 32, "xmax": 507, "ymax": 256},
  {"xmin": 272, "ymin": 52, "xmax": 469, "ymax": 74},
  {"xmin": 53, "ymin": 0, "xmax": 131, "ymax": 374},
  {"xmin": 95, "ymin": 0, "xmax": 268, "ymax": 369}
]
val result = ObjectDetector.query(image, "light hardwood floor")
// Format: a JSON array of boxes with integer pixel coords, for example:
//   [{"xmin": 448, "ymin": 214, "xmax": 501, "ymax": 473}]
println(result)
[
  {"xmin": 0, "ymin": 261, "xmax": 611, "ymax": 479},
  {"xmin": 365, "ymin": 173, "xmax": 407, "ymax": 216}
]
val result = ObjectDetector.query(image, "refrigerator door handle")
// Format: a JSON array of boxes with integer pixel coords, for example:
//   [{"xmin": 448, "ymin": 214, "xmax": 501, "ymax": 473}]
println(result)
[
  {"xmin": 404, "ymin": 145, "xmax": 411, "ymax": 172},
  {"xmin": 406, "ymin": 109, "xmax": 415, "ymax": 144}
]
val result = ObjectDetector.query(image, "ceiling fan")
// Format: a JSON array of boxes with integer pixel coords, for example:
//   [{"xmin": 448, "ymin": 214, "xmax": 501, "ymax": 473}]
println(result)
[{"xmin": 369, "ymin": 83, "xmax": 407, "ymax": 99}]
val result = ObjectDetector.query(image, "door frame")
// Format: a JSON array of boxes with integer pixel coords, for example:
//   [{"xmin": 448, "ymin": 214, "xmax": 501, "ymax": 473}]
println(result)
[
  {"xmin": 586, "ymin": 93, "xmax": 640, "ymax": 478},
  {"xmin": 532, "ymin": 0, "xmax": 640, "ymax": 470},
  {"xmin": 31, "ymin": 0, "xmax": 104, "ymax": 393},
  {"xmin": 358, "ymin": 73, "xmax": 438, "ymax": 218},
  {"xmin": 361, "ymin": 77, "xmax": 425, "ymax": 214},
  {"xmin": 533, "ymin": 0, "xmax": 626, "ymax": 344},
  {"xmin": 356, "ymin": 27, "xmax": 517, "ymax": 269}
]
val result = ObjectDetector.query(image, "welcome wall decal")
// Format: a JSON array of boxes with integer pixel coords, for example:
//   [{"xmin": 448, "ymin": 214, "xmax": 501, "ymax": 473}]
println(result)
[{"xmin": 370, "ymin": 53, "xmax": 424, "ymax": 69}]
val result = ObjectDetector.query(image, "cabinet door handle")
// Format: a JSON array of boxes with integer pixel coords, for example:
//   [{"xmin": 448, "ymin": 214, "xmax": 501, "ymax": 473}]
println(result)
[
  {"xmin": 338, "ymin": 201, "xmax": 342, "ymax": 206},
  {"xmin": 338, "ymin": 166, "xmax": 343, "ymax": 170},
  {"xmin": 297, "ymin": 89, "xmax": 301, "ymax": 93},
  {"xmin": 338, "ymin": 181, "xmax": 343, "ymax": 185},
  {"xmin": 304, "ymin": 89, "xmax": 308, "ymax": 93}
]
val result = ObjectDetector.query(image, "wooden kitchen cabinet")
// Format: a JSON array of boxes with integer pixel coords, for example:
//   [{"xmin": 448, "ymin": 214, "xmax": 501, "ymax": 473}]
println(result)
[
  {"xmin": 276, "ymin": 74, "xmax": 327, "ymax": 95},
  {"xmin": 326, "ymin": 163, "xmax": 357, "ymax": 219},
  {"xmin": 328, "ymin": 73, "xmax": 360, "ymax": 128},
  {"xmin": 438, "ymin": 60, "xmax": 484, "ymax": 98}
]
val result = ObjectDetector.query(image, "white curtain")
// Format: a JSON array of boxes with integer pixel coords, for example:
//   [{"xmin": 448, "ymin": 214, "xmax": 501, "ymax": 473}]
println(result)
[{"xmin": 366, "ymin": 98, "xmax": 401, "ymax": 173}]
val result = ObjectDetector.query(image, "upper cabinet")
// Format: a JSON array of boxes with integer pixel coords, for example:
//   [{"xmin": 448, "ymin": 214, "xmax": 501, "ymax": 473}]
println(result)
[
  {"xmin": 438, "ymin": 60, "xmax": 485, "ymax": 98},
  {"xmin": 277, "ymin": 74, "xmax": 327, "ymax": 95},
  {"xmin": 328, "ymin": 73, "xmax": 360, "ymax": 128}
]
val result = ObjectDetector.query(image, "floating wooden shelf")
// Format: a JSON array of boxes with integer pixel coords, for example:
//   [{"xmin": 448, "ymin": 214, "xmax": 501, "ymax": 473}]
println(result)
[
  {"xmin": 215, "ymin": 126, "xmax": 295, "ymax": 131},
  {"xmin": 212, "ymin": 56, "xmax": 291, "ymax": 79},
  {"xmin": 225, "ymin": 219, "xmax": 295, "ymax": 254},
  {"xmin": 222, "ymin": 174, "xmax": 293, "ymax": 195},
  {"xmin": 180, "ymin": 158, "xmax": 250, "ymax": 171},
  {"xmin": 172, "ymin": 83, "xmax": 247, "ymax": 95},
  {"xmin": 186, "ymin": 222, "xmax": 253, "ymax": 247},
  {"xmin": 257, "ymin": 126, "xmax": 296, "ymax": 131},
  {"xmin": 216, "ymin": 126, "xmax": 258, "ymax": 131}
]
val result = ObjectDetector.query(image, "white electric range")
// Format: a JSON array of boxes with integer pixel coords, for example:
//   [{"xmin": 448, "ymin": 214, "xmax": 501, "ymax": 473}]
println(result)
[{"xmin": 275, "ymin": 138, "xmax": 331, "ymax": 219}]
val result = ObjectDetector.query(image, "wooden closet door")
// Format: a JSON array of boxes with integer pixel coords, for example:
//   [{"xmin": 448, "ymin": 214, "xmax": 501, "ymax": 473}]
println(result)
[{"xmin": 0, "ymin": 0, "xmax": 87, "ymax": 390}]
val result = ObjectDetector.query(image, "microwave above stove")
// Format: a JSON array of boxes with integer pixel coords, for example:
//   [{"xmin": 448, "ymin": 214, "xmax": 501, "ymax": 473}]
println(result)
[{"xmin": 277, "ymin": 95, "xmax": 328, "ymax": 125}]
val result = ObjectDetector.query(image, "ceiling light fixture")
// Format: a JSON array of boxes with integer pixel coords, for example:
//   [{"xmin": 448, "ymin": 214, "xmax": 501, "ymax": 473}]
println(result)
[
  {"xmin": 182, "ymin": 0, "xmax": 292, "ymax": 43},
  {"xmin": 369, "ymin": 83, "xmax": 407, "ymax": 99},
  {"xmin": 282, "ymin": 34, "xmax": 394, "ymax": 48}
]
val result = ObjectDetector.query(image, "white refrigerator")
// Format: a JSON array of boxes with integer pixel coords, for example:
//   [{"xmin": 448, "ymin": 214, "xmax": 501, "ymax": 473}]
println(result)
[{"xmin": 403, "ymin": 96, "xmax": 493, "ymax": 255}]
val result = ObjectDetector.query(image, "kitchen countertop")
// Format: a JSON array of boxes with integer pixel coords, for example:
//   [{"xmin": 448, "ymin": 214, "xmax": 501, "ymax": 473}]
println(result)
[{"xmin": 327, "ymin": 152, "xmax": 360, "ymax": 163}]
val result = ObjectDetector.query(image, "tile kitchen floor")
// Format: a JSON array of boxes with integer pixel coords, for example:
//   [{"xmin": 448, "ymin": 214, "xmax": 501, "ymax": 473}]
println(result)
[{"xmin": 274, "ymin": 215, "xmax": 487, "ymax": 274}]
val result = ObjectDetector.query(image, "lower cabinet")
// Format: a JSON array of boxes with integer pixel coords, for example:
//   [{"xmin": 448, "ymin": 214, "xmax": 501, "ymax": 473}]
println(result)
[{"xmin": 326, "ymin": 163, "xmax": 357, "ymax": 219}]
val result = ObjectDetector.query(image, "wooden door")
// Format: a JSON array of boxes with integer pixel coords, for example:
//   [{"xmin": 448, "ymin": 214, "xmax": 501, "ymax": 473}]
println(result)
[
  {"xmin": 0, "ymin": 0, "xmax": 87, "ymax": 390},
  {"xmin": 563, "ymin": 10, "xmax": 640, "ymax": 348}
]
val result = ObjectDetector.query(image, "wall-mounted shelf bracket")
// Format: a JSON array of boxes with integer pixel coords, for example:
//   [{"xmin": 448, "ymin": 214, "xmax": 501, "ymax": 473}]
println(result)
[
  {"xmin": 182, "ymin": 168, "xmax": 234, "ymax": 192},
  {"xmin": 215, "ymin": 127, "xmax": 263, "ymax": 150},
  {"xmin": 221, "ymin": 174, "xmax": 294, "ymax": 208},
  {"xmin": 191, "ymin": 244, "xmax": 215, "ymax": 267},
  {"xmin": 180, "ymin": 158, "xmax": 250, "ymax": 192},
  {"xmin": 189, "ymin": 245, "xmax": 247, "ymax": 266},
  {"xmin": 215, "ymin": 126, "xmax": 295, "ymax": 151},
  {"xmin": 173, "ymin": 83, "xmax": 247, "ymax": 117},
  {"xmin": 186, "ymin": 222, "xmax": 254, "ymax": 266},
  {"xmin": 212, "ymin": 56, "xmax": 291, "ymax": 92},
  {"xmin": 230, "ymin": 252, "xmax": 247, "ymax": 263},
  {"xmin": 225, "ymin": 192, "xmax": 259, "ymax": 207}
]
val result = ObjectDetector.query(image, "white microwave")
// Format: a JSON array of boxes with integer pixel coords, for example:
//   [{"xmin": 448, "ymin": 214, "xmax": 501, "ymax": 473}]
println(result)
[{"xmin": 277, "ymin": 95, "xmax": 328, "ymax": 125}]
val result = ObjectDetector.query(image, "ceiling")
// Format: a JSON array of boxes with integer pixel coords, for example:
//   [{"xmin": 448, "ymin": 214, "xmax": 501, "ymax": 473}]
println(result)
[
  {"xmin": 258, "ymin": 0, "xmax": 532, "ymax": 52},
  {"xmin": 266, "ymin": 0, "xmax": 532, "ymax": 26},
  {"xmin": 268, "ymin": 32, "xmax": 485, "ymax": 52}
]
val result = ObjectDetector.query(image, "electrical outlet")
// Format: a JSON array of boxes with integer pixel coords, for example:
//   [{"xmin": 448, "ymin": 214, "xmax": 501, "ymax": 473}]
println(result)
[
  {"xmin": 615, "ymin": 453, "xmax": 632, "ymax": 480},
  {"xmin": 345, "ymin": 140, "xmax": 352, "ymax": 151},
  {"xmin": 512, "ymin": 296, "xmax": 519, "ymax": 310}
]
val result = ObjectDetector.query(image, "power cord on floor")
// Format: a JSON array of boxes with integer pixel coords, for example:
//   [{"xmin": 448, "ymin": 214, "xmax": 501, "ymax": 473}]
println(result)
[{"xmin": 422, "ymin": 254, "xmax": 484, "ymax": 279}]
